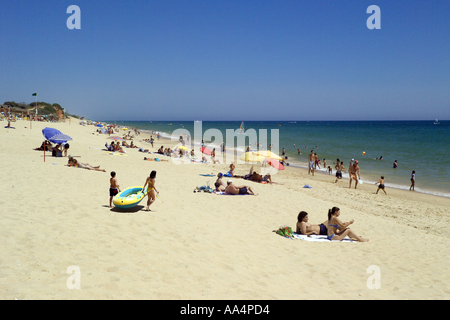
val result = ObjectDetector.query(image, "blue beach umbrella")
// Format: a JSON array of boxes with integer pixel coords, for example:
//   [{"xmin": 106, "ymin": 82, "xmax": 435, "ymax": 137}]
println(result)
[{"xmin": 42, "ymin": 127, "xmax": 73, "ymax": 144}]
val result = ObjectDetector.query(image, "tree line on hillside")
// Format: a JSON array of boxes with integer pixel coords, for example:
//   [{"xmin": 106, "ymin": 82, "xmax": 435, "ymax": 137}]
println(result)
[{"xmin": 1, "ymin": 101, "xmax": 78, "ymax": 118}]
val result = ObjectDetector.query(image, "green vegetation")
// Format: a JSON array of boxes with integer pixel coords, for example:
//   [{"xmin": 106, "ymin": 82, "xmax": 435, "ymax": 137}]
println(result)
[{"xmin": 2, "ymin": 101, "xmax": 79, "ymax": 118}]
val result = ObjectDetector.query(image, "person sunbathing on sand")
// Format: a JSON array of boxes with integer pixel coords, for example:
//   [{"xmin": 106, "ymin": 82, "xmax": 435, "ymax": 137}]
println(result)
[
  {"xmin": 249, "ymin": 169, "xmax": 272, "ymax": 184},
  {"xmin": 214, "ymin": 173, "xmax": 226, "ymax": 192},
  {"xmin": 37, "ymin": 140, "xmax": 52, "ymax": 151},
  {"xmin": 296, "ymin": 211, "xmax": 328, "ymax": 236},
  {"xmin": 67, "ymin": 155, "xmax": 106, "ymax": 172},
  {"xmin": 326, "ymin": 207, "xmax": 368, "ymax": 242},
  {"xmin": 224, "ymin": 180, "xmax": 258, "ymax": 195}
]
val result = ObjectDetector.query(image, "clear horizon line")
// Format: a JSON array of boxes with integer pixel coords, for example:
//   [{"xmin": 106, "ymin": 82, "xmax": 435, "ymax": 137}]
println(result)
[{"xmin": 97, "ymin": 119, "xmax": 448, "ymax": 122}]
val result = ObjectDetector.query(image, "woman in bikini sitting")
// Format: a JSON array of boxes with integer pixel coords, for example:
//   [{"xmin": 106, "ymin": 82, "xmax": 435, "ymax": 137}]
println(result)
[
  {"xmin": 326, "ymin": 207, "xmax": 368, "ymax": 242},
  {"xmin": 296, "ymin": 211, "xmax": 328, "ymax": 236}
]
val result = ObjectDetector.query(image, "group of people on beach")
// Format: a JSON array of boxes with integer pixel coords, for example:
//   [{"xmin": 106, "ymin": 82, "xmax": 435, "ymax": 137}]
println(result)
[
  {"xmin": 36, "ymin": 140, "xmax": 70, "ymax": 157},
  {"xmin": 212, "ymin": 164, "xmax": 269, "ymax": 195},
  {"xmin": 296, "ymin": 208, "xmax": 369, "ymax": 242},
  {"xmin": 109, "ymin": 170, "xmax": 159, "ymax": 211}
]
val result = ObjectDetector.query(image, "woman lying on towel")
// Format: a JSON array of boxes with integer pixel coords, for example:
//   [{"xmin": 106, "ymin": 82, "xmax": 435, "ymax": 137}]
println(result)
[
  {"xmin": 327, "ymin": 207, "xmax": 369, "ymax": 242},
  {"xmin": 296, "ymin": 211, "xmax": 328, "ymax": 236},
  {"xmin": 67, "ymin": 155, "xmax": 106, "ymax": 172}
]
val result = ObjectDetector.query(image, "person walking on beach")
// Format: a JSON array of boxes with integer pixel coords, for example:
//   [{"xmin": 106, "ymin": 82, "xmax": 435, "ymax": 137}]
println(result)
[
  {"xmin": 348, "ymin": 160, "xmax": 361, "ymax": 189},
  {"xmin": 109, "ymin": 171, "xmax": 120, "ymax": 208},
  {"xmin": 375, "ymin": 176, "xmax": 387, "ymax": 195},
  {"xmin": 143, "ymin": 170, "xmax": 159, "ymax": 211},
  {"xmin": 314, "ymin": 153, "xmax": 320, "ymax": 169},
  {"xmin": 308, "ymin": 150, "xmax": 315, "ymax": 176},
  {"xmin": 410, "ymin": 170, "xmax": 415, "ymax": 191},
  {"xmin": 335, "ymin": 162, "xmax": 343, "ymax": 183}
]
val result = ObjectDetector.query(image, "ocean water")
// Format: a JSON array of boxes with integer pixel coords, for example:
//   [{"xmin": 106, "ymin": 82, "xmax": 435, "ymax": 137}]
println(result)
[{"xmin": 101, "ymin": 120, "xmax": 450, "ymax": 198}]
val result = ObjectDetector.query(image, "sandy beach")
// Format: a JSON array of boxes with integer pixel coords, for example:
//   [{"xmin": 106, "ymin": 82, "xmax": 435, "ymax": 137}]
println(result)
[{"xmin": 1, "ymin": 118, "xmax": 450, "ymax": 300}]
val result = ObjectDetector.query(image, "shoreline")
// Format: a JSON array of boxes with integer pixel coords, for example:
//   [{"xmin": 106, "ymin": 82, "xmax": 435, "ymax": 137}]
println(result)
[{"xmin": 137, "ymin": 124, "xmax": 450, "ymax": 200}]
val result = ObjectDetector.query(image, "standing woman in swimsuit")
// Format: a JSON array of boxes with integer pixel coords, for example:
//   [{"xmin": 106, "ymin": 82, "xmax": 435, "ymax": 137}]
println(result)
[
  {"xmin": 327, "ymin": 207, "xmax": 369, "ymax": 242},
  {"xmin": 143, "ymin": 170, "xmax": 158, "ymax": 211}
]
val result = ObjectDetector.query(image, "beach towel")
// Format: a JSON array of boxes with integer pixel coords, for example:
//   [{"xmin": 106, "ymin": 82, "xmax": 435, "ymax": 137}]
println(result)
[
  {"xmin": 107, "ymin": 152, "xmax": 128, "ymax": 156},
  {"xmin": 292, "ymin": 233, "xmax": 355, "ymax": 242},
  {"xmin": 199, "ymin": 174, "xmax": 215, "ymax": 177},
  {"xmin": 213, "ymin": 191, "xmax": 250, "ymax": 196}
]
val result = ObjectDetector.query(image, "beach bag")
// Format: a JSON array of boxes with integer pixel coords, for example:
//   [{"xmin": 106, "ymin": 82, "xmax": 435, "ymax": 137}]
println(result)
[{"xmin": 275, "ymin": 226, "xmax": 294, "ymax": 239}]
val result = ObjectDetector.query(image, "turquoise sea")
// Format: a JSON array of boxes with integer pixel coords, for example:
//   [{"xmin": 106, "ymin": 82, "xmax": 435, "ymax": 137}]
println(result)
[{"xmin": 101, "ymin": 120, "xmax": 450, "ymax": 198}]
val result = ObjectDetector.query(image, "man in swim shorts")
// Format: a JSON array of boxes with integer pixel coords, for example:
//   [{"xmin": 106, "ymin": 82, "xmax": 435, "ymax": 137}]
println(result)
[
  {"xmin": 224, "ymin": 180, "xmax": 258, "ymax": 195},
  {"xmin": 335, "ymin": 161, "xmax": 343, "ymax": 183},
  {"xmin": 109, "ymin": 171, "xmax": 120, "ymax": 208},
  {"xmin": 308, "ymin": 150, "xmax": 315, "ymax": 176},
  {"xmin": 348, "ymin": 160, "xmax": 361, "ymax": 189},
  {"xmin": 375, "ymin": 176, "xmax": 387, "ymax": 195}
]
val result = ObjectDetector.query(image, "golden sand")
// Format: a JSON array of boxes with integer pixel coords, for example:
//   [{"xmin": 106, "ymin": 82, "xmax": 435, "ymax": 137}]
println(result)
[{"xmin": 1, "ymin": 119, "xmax": 449, "ymax": 299}]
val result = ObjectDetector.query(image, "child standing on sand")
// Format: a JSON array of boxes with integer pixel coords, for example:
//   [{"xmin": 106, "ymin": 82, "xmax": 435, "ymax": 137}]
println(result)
[
  {"xmin": 109, "ymin": 171, "xmax": 120, "ymax": 208},
  {"xmin": 143, "ymin": 170, "xmax": 159, "ymax": 211},
  {"xmin": 375, "ymin": 176, "xmax": 387, "ymax": 195}
]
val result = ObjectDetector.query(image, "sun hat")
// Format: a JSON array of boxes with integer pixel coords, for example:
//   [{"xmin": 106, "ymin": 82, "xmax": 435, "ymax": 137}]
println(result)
[
  {"xmin": 227, "ymin": 179, "xmax": 233, "ymax": 184},
  {"xmin": 68, "ymin": 155, "xmax": 73, "ymax": 159}
]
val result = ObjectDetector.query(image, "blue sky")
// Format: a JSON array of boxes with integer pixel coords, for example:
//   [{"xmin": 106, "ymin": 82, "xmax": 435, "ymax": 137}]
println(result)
[{"xmin": 1, "ymin": 0, "xmax": 449, "ymax": 121}]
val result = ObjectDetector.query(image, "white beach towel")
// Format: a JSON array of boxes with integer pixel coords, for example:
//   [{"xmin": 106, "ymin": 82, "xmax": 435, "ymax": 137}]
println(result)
[{"xmin": 292, "ymin": 233, "xmax": 355, "ymax": 242}]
